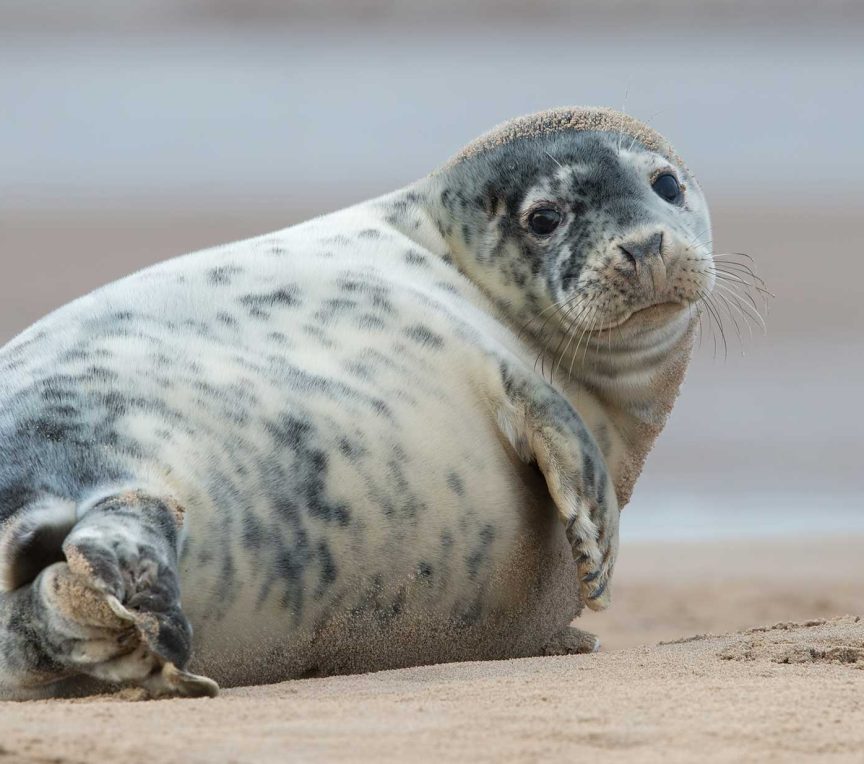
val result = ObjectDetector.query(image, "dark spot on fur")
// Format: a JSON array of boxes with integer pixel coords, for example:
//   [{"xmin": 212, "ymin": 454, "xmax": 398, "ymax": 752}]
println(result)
[
  {"xmin": 403, "ymin": 250, "xmax": 428, "ymax": 267},
  {"xmin": 216, "ymin": 312, "xmax": 239, "ymax": 327},
  {"xmin": 355, "ymin": 314, "xmax": 387, "ymax": 330},
  {"xmin": 242, "ymin": 513, "xmax": 266, "ymax": 550},
  {"xmin": 466, "ymin": 524, "xmax": 496, "ymax": 580},
  {"xmin": 315, "ymin": 540, "xmax": 337, "ymax": 596},
  {"xmin": 446, "ymin": 471, "xmax": 465, "ymax": 496},
  {"xmin": 208, "ymin": 265, "xmax": 242, "ymax": 285},
  {"xmin": 337, "ymin": 437, "xmax": 367, "ymax": 461},
  {"xmin": 403, "ymin": 325, "xmax": 444, "ymax": 349},
  {"xmin": 240, "ymin": 286, "xmax": 301, "ymax": 318}
]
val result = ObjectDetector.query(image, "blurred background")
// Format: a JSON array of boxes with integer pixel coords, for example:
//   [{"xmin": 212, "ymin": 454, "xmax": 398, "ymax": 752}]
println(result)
[{"xmin": 1, "ymin": 0, "xmax": 862, "ymax": 547}]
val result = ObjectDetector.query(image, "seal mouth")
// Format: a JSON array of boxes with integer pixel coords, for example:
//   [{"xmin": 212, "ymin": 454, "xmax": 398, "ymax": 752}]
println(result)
[{"xmin": 592, "ymin": 301, "xmax": 688, "ymax": 332}]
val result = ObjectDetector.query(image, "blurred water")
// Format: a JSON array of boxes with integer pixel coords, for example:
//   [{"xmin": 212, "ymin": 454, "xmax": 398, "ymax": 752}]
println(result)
[
  {"xmin": 1, "ymin": 26, "xmax": 862, "ymax": 542},
  {"xmin": 624, "ymin": 492, "xmax": 864, "ymax": 542},
  {"xmin": 1, "ymin": 27, "xmax": 863, "ymax": 208},
  {"xmin": 626, "ymin": 335, "xmax": 864, "ymax": 541}
]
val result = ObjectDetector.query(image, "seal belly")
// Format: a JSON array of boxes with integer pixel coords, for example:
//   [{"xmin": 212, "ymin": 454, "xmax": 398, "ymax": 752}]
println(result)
[
  {"xmin": 181, "ymin": 364, "xmax": 579, "ymax": 685},
  {"xmin": 181, "ymin": 454, "xmax": 581, "ymax": 686}
]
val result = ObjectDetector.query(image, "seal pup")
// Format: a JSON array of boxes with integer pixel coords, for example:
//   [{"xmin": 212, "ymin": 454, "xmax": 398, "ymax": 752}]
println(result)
[{"xmin": 0, "ymin": 107, "xmax": 713, "ymax": 699}]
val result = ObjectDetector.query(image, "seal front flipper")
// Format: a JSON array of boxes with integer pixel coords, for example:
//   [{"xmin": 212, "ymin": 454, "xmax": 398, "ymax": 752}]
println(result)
[
  {"xmin": 489, "ymin": 360, "xmax": 619, "ymax": 611},
  {"xmin": 58, "ymin": 490, "xmax": 218, "ymax": 698},
  {"xmin": 542, "ymin": 626, "xmax": 601, "ymax": 655}
]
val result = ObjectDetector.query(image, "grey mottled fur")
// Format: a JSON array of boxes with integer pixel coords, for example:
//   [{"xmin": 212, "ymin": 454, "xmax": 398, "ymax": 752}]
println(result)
[{"xmin": 0, "ymin": 107, "xmax": 712, "ymax": 698}]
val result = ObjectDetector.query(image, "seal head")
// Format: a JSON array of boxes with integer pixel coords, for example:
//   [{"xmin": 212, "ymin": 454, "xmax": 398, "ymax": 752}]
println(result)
[{"xmin": 432, "ymin": 106, "xmax": 713, "ymax": 359}]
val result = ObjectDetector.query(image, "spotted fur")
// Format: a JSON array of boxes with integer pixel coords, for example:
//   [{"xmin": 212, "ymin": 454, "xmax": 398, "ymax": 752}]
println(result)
[{"xmin": 0, "ymin": 107, "xmax": 711, "ymax": 698}]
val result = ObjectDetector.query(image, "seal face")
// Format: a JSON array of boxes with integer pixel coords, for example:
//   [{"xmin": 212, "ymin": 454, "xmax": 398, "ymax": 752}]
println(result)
[
  {"xmin": 0, "ymin": 107, "xmax": 713, "ymax": 698},
  {"xmin": 439, "ymin": 107, "xmax": 711, "ymax": 366}
]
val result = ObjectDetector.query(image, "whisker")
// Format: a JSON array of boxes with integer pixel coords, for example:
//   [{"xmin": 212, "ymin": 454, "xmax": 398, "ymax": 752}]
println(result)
[
  {"xmin": 710, "ymin": 273, "xmax": 770, "ymax": 319},
  {"xmin": 712, "ymin": 257, "xmax": 770, "ymax": 288},
  {"xmin": 680, "ymin": 252, "xmax": 773, "ymax": 300},
  {"xmin": 714, "ymin": 285, "xmax": 756, "ymax": 341},
  {"xmin": 712, "ymin": 255, "xmax": 766, "ymax": 279},
  {"xmin": 706, "ymin": 298, "xmax": 718, "ymax": 359},
  {"xmin": 686, "ymin": 226, "xmax": 713, "ymax": 250},
  {"xmin": 698, "ymin": 290, "xmax": 725, "ymax": 360},
  {"xmin": 617, "ymin": 89, "xmax": 629, "ymax": 156},
  {"xmin": 708, "ymin": 291, "xmax": 731, "ymax": 360},
  {"xmin": 608, "ymin": 306, "xmax": 615, "ymax": 354},
  {"xmin": 570, "ymin": 303, "xmax": 604, "ymax": 378},
  {"xmin": 568, "ymin": 305, "xmax": 599, "ymax": 379},
  {"xmin": 579, "ymin": 306, "xmax": 602, "ymax": 368},
  {"xmin": 685, "ymin": 301, "xmax": 701, "ymax": 347},
  {"xmin": 714, "ymin": 281, "xmax": 767, "ymax": 334},
  {"xmin": 712, "ymin": 263, "xmax": 773, "ymax": 296},
  {"xmin": 707, "ymin": 266, "xmax": 771, "ymax": 299},
  {"xmin": 709, "ymin": 267, "xmax": 768, "ymax": 303},
  {"xmin": 716, "ymin": 251, "xmax": 758, "ymax": 264},
  {"xmin": 544, "ymin": 150, "xmax": 563, "ymax": 170},
  {"xmin": 709, "ymin": 268, "xmax": 774, "ymax": 306},
  {"xmin": 518, "ymin": 294, "xmax": 575, "ymax": 340},
  {"xmin": 552, "ymin": 296, "xmax": 596, "ymax": 378},
  {"xmin": 547, "ymin": 295, "xmax": 592, "ymax": 378},
  {"xmin": 714, "ymin": 290, "xmax": 747, "ymax": 353},
  {"xmin": 688, "ymin": 239, "xmax": 714, "ymax": 253},
  {"xmin": 525, "ymin": 295, "xmax": 586, "ymax": 379}
]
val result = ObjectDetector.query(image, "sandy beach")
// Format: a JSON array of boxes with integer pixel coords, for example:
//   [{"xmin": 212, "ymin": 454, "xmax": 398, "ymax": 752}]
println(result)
[{"xmin": 0, "ymin": 535, "xmax": 860, "ymax": 763}]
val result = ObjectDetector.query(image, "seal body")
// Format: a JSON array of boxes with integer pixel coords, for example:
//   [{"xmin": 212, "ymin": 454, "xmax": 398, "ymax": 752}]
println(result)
[{"xmin": 0, "ymin": 107, "xmax": 712, "ymax": 697}]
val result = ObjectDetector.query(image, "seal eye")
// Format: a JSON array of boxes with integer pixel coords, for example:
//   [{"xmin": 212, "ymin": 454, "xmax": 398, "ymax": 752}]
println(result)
[
  {"xmin": 652, "ymin": 173, "xmax": 681, "ymax": 203},
  {"xmin": 527, "ymin": 208, "xmax": 562, "ymax": 236}
]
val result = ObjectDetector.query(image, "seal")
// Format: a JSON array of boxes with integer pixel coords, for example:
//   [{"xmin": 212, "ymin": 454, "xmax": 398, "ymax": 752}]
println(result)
[{"xmin": 0, "ymin": 106, "xmax": 714, "ymax": 699}]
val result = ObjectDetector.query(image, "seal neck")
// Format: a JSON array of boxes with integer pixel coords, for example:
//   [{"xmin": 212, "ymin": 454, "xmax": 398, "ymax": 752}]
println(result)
[
  {"xmin": 381, "ymin": 180, "xmax": 695, "ymax": 507},
  {"xmin": 561, "ymin": 320, "xmax": 696, "ymax": 505}
]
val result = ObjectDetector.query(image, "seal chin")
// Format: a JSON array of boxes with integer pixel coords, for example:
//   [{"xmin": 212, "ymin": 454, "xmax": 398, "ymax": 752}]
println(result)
[{"xmin": 594, "ymin": 301, "xmax": 690, "ymax": 334}]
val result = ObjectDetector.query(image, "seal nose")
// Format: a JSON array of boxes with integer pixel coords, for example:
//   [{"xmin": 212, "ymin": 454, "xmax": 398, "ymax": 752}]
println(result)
[
  {"xmin": 618, "ymin": 231, "xmax": 668, "ymax": 293},
  {"xmin": 617, "ymin": 232, "xmax": 664, "ymax": 266}
]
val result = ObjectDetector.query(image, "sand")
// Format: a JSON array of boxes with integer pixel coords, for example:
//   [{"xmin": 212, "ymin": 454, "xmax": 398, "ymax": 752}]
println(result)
[{"xmin": 0, "ymin": 535, "xmax": 860, "ymax": 763}]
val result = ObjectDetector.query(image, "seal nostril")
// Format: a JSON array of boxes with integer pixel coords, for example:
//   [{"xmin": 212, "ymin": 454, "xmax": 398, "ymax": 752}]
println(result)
[
  {"xmin": 619, "ymin": 232, "xmax": 664, "ymax": 267},
  {"xmin": 618, "ymin": 244, "xmax": 637, "ymax": 268}
]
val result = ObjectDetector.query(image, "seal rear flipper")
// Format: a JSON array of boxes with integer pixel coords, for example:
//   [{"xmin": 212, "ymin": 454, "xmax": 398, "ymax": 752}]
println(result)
[
  {"xmin": 0, "ymin": 496, "xmax": 78, "ymax": 592},
  {"xmin": 0, "ymin": 559, "xmax": 216, "ymax": 700},
  {"xmin": 56, "ymin": 490, "xmax": 219, "ymax": 698},
  {"xmin": 99, "ymin": 591, "xmax": 218, "ymax": 698},
  {"xmin": 0, "ymin": 491, "xmax": 215, "ymax": 698}
]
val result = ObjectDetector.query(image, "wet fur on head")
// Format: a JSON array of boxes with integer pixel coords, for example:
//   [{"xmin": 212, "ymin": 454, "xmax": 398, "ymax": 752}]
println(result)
[{"xmin": 446, "ymin": 106, "xmax": 689, "ymax": 177}]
